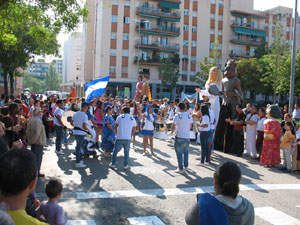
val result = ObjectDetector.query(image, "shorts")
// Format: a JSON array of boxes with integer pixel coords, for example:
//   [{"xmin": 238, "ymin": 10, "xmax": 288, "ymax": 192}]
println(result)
[{"xmin": 140, "ymin": 130, "xmax": 154, "ymax": 136}]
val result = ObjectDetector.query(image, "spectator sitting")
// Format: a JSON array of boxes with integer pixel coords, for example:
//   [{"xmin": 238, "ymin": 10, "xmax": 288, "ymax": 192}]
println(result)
[
  {"xmin": 36, "ymin": 179, "xmax": 67, "ymax": 225},
  {"xmin": 185, "ymin": 161, "xmax": 255, "ymax": 225},
  {"xmin": 0, "ymin": 149, "xmax": 47, "ymax": 225}
]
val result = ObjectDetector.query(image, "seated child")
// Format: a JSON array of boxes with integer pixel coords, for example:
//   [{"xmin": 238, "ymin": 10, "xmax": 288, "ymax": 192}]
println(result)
[{"xmin": 36, "ymin": 179, "xmax": 67, "ymax": 225}]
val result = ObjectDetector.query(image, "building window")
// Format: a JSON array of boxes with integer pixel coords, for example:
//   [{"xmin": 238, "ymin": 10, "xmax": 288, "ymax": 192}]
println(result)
[
  {"xmin": 210, "ymin": 28, "xmax": 215, "ymax": 34},
  {"xmin": 184, "ymin": 25, "xmax": 189, "ymax": 31},
  {"xmin": 192, "ymin": 26, "xmax": 197, "ymax": 32},
  {"xmin": 122, "ymin": 67, "xmax": 128, "ymax": 73},
  {"xmin": 160, "ymin": 53, "xmax": 169, "ymax": 59},
  {"xmin": 192, "ymin": 11, "xmax": 197, "ymax": 17},
  {"xmin": 124, "ymin": 0, "xmax": 130, "ymax": 7},
  {"xmin": 192, "ymin": 41, "xmax": 197, "ymax": 47},
  {"xmin": 210, "ymin": 14, "xmax": 215, "ymax": 20},
  {"xmin": 219, "ymin": 1, "xmax": 224, "ymax": 6},
  {"xmin": 184, "ymin": 10, "xmax": 189, "ymax": 16},
  {"xmin": 112, "ymin": 0, "xmax": 118, "ymax": 5},
  {"xmin": 122, "ymin": 50, "xmax": 129, "ymax": 57},
  {"xmin": 218, "ymin": 16, "xmax": 223, "ymax": 21},
  {"xmin": 112, "ymin": 15, "xmax": 118, "ymax": 22},
  {"xmin": 286, "ymin": 40, "xmax": 289, "ymax": 44},
  {"xmin": 210, "ymin": 0, "xmax": 216, "ymax": 5},
  {"xmin": 190, "ymin": 71, "xmax": 195, "ymax": 76},
  {"xmin": 109, "ymin": 66, "xmax": 116, "ymax": 73},
  {"xmin": 192, "ymin": 0, "xmax": 198, "ymax": 2},
  {"xmin": 218, "ymin": 30, "xmax": 223, "ymax": 35},
  {"xmin": 124, "ymin": 17, "xmax": 130, "ymax": 24},
  {"xmin": 123, "ymin": 33, "xmax": 129, "ymax": 40},
  {"xmin": 111, "ymin": 32, "xmax": 117, "ymax": 39},
  {"xmin": 191, "ymin": 56, "xmax": 196, "ymax": 63},
  {"xmin": 110, "ymin": 49, "xmax": 116, "ymax": 56},
  {"xmin": 210, "ymin": 43, "xmax": 214, "ymax": 49},
  {"xmin": 286, "ymin": 27, "xmax": 290, "ymax": 32},
  {"xmin": 183, "ymin": 40, "xmax": 189, "ymax": 45},
  {"xmin": 218, "ymin": 43, "xmax": 222, "ymax": 50}
]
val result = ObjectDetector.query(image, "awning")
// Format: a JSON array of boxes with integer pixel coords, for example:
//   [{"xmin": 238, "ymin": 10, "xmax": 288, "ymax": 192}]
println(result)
[
  {"xmin": 233, "ymin": 27, "xmax": 266, "ymax": 37},
  {"xmin": 160, "ymin": 1, "xmax": 180, "ymax": 9}
]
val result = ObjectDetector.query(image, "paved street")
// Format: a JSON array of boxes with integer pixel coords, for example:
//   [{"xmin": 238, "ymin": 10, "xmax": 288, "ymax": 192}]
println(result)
[{"xmin": 35, "ymin": 134, "xmax": 300, "ymax": 225}]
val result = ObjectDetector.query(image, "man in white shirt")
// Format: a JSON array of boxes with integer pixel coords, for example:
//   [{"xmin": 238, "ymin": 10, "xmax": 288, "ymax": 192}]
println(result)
[
  {"xmin": 71, "ymin": 102, "xmax": 90, "ymax": 168},
  {"xmin": 53, "ymin": 100, "xmax": 66, "ymax": 155},
  {"xmin": 292, "ymin": 104, "xmax": 300, "ymax": 121},
  {"xmin": 171, "ymin": 102, "xmax": 193, "ymax": 174},
  {"xmin": 109, "ymin": 107, "xmax": 136, "ymax": 170},
  {"xmin": 168, "ymin": 101, "xmax": 177, "ymax": 120}
]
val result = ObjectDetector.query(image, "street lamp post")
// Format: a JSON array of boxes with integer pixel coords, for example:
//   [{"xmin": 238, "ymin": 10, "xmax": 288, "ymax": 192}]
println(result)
[
  {"xmin": 182, "ymin": 41, "xmax": 189, "ymax": 92},
  {"xmin": 289, "ymin": 0, "xmax": 298, "ymax": 113}
]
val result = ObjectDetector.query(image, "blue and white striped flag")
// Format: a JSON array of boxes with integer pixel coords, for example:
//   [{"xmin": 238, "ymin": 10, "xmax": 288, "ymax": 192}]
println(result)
[{"xmin": 84, "ymin": 76, "xmax": 110, "ymax": 103}]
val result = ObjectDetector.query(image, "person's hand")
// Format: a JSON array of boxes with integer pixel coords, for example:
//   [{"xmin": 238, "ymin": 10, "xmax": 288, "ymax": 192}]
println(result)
[
  {"xmin": 195, "ymin": 88, "xmax": 201, "ymax": 93},
  {"xmin": 63, "ymin": 126, "xmax": 67, "ymax": 130},
  {"xmin": 13, "ymin": 125, "xmax": 22, "ymax": 132},
  {"xmin": 32, "ymin": 198, "xmax": 40, "ymax": 209},
  {"xmin": 230, "ymin": 121, "xmax": 234, "ymax": 125},
  {"xmin": 225, "ymin": 118, "xmax": 231, "ymax": 123},
  {"xmin": 12, "ymin": 139, "xmax": 22, "ymax": 149}
]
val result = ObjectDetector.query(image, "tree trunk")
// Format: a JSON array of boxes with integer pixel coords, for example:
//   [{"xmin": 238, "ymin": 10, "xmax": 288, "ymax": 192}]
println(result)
[
  {"xmin": 273, "ymin": 87, "xmax": 276, "ymax": 104},
  {"xmin": 9, "ymin": 71, "xmax": 14, "ymax": 96},
  {"xmin": 3, "ymin": 68, "xmax": 8, "ymax": 97}
]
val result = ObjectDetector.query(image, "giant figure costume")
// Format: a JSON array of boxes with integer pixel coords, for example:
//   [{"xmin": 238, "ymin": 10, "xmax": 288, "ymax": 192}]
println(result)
[{"xmin": 214, "ymin": 60, "xmax": 242, "ymax": 153}]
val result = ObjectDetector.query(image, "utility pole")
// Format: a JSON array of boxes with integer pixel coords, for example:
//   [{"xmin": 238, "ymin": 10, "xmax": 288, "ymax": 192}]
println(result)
[{"xmin": 289, "ymin": 0, "xmax": 298, "ymax": 113}]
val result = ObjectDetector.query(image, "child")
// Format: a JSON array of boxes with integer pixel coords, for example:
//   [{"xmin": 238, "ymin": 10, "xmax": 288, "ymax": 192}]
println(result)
[
  {"xmin": 36, "ymin": 179, "xmax": 67, "ymax": 225},
  {"xmin": 280, "ymin": 122, "xmax": 295, "ymax": 173}
]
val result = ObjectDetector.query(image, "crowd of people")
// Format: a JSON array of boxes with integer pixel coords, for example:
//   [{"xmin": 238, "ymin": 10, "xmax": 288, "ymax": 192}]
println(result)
[{"xmin": 0, "ymin": 65, "xmax": 300, "ymax": 224}]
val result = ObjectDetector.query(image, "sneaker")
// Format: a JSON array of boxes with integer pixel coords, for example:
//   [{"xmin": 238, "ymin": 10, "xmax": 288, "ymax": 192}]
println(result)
[
  {"xmin": 282, "ymin": 169, "xmax": 291, "ymax": 173},
  {"xmin": 143, "ymin": 152, "xmax": 146, "ymax": 156},
  {"xmin": 279, "ymin": 166, "xmax": 287, "ymax": 171},
  {"xmin": 204, "ymin": 162, "xmax": 210, "ymax": 166},
  {"xmin": 109, "ymin": 163, "xmax": 116, "ymax": 169},
  {"xmin": 64, "ymin": 143, "xmax": 68, "ymax": 149},
  {"xmin": 184, "ymin": 167, "xmax": 189, "ymax": 172},
  {"xmin": 76, "ymin": 162, "xmax": 86, "ymax": 168},
  {"xmin": 175, "ymin": 168, "xmax": 185, "ymax": 174},
  {"xmin": 196, "ymin": 162, "xmax": 205, "ymax": 166},
  {"xmin": 56, "ymin": 150, "xmax": 64, "ymax": 155},
  {"xmin": 124, "ymin": 165, "xmax": 130, "ymax": 170},
  {"xmin": 195, "ymin": 156, "xmax": 201, "ymax": 160}
]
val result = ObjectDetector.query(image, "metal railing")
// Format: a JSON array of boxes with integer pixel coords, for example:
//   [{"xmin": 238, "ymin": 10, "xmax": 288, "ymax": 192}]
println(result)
[
  {"xmin": 134, "ymin": 56, "xmax": 161, "ymax": 63},
  {"xmin": 136, "ymin": 5, "xmax": 181, "ymax": 18},
  {"xmin": 136, "ymin": 25, "xmax": 180, "ymax": 34},
  {"xmin": 231, "ymin": 20, "xmax": 264, "ymax": 30},
  {"xmin": 135, "ymin": 40, "xmax": 180, "ymax": 50},
  {"xmin": 232, "ymin": 36, "xmax": 262, "ymax": 44}
]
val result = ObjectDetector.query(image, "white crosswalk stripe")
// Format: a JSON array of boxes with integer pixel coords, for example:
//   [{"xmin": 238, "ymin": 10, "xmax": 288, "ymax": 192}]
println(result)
[
  {"xmin": 66, "ymin": 220, "xmax": 97, "ymax": 225},
  {"xmin": 255, "ymin": 207, "xmax": 300, "ymax": 225},
  {"xmin": 127, "ymin": 216, "xmax": 166, "ymax": 225}
]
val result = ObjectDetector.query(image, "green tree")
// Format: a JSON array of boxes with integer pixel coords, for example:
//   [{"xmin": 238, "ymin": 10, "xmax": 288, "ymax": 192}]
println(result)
[
  {"xmin": 159, "ymin": 54, "xmax": 180, "ymax": 100},
  {"xmin": 254, "ymin": 40, "xmax": 270, "ymax": 58},
  {"xmin": 23, "ymin": 73, "xmax": 44, "ymax": 93},
  {"xmin": 260, "ymin": 20, "xmax": 289, "ymax": 103},
  {"xmin": 210, "ymin": 37, "xmax": 222, "ymax": 66},
  {"xmin": 45, "ymin": 65, "xmax": 62, "ymax": 91}
]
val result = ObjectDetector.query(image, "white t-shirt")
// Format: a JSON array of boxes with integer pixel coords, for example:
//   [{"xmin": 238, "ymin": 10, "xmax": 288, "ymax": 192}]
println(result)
[
  {"xmin": 293, "ymin": 109, "xmax": 300, "ymax": 119},
  {"xmin": 144, "ymin": 114, "xmax": 155, "ymax": 131},
  {"xmin": 72, "ymin": 111, "xmax": 88, "ymax": 135},
  {"xmin": 168, "ymin": 107, "xmax": 177, "ymax": 119},
  {"xmin": 208, "ymin": 109, "xmax": 216, "ymax": 130},
  {"xmin": 54, "ymin": 107, "xmax": 64, "ymax": 126},
  {"xmin": 116, "ymin": 114, "xmax": 137, "ymax": 140},
  {"xmin": 197, "ymin": 115, "xmax": 210, "ymax": 132},
  {"xmin": 256, "ymin": 117, "xmax": 266, "ymax": 131},
  {"xmin": 246, "ymin": 113, "xmax": 259, "ymax": 131},
  {"xmin": 173, "ymin": 112, "xmax": 193, "ymax": 138}
]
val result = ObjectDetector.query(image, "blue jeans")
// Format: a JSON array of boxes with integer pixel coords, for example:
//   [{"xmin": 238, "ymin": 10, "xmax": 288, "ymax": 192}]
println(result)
[
  {"xmin": 82, "ymin": 140, "xmax": 97, "ymax": 156},
  {"xmin": 63, "ymin": 129, "xmax": 68, "ymax": 144},
  {"xmin": 174, "ymin": 137, "xmax": 190, "ymax": 170},
  {"xmin": 74, "ymin": 135, "xmax": 85, "ymax": 163},
  {"xmin": 200, "ymin": 131, "xmax": 210, "ymax": 163},
  {"xmin": 111, "ymin": 139, "xmax": 131, "ymax": 167},
  {"xmin": 31, "ymin": 144, "xmax": 44, "ymax": 175},
  {"xmin": 54, "ymin": 125, "xmax": 63, "ymax": 151}
]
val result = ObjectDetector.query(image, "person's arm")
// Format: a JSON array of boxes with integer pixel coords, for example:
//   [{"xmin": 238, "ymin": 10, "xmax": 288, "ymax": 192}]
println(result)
[
  {"xmin": 82, "ymin": 122, "xmax": 88, "ymax": 132},
  {"xmin": 115, "ymin": 123, "xmax": 119, "ymax": 134},
  {"xmin": 56, "ymin": 114, "xmax": 65, "ymax": 127},
  {"xmin": 185, "ymin": 202, "xmax": 200, "ymax": 225},
  {"xmin": 106, "ymin": 122, "xmax": 114, "ymax": 132},
  {"xmin": 171, "ymin": 124, "xmax": 176, "ymax": 135}
]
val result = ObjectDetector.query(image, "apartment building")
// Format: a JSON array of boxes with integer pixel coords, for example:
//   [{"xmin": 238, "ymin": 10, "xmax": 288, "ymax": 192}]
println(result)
[
  {"xmin": 62, "ymin": 33, "xmax": 83, "ymax": 95},
  {"xmin": 26, "ymin": 59, "xmax": 49, "ymax": 79},
  {"xmin": 81, "ymin": 0, "xmax": 298, "ymax": 98}
]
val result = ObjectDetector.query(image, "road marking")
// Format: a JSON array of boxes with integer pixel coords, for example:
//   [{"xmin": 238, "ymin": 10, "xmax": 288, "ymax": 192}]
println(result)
[
  {"xmin": 128, "ymin": 216, "xmax": 166, "ymax": 225},
  {"xmin": 66, "ymin": 220, "xmax": 97, "ymax": 225},
  {"xmin": 296, "ymin": 205, "xmax": 300, "ymax": 208},
  {"xmin": 76, "ymin": 183, "xmax": 300, "ymax": 200},
  {"xmin": 255, "ymin": 207, "xmax": 300, "ymax": 225}
]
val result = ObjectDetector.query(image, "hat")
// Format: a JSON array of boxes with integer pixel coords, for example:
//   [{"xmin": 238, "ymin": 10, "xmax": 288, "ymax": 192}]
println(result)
[
  {"xmin": 32, "ymin": 107, "xmax": 42, "ymax": 115},
  {"xmin": 268, "ymin": 105, "xmax": 281, "ymax": 119}
]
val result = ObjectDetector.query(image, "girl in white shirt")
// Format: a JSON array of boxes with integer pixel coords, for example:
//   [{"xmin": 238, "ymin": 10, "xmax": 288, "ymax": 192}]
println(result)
[
  {"xmin": 196, "ymin": 105, "xmax": 211, "ymax": 165},
  {"xmin": 141, "ymin": 106, "xmax": 156, "ymax": 156},
  {"xmin": 256, "ymin": 107, "xmax": 266, "ymax": 160}
]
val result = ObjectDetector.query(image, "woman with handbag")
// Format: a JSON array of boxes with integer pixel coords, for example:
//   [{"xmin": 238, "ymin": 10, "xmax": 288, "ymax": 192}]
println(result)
[
  {"xmin": 141, "ymin": 106, "xmax": 156, "ymax": 156},
  {"xmin": 260, "ymin": 105, "xmax": 282, "ymax": 167}
]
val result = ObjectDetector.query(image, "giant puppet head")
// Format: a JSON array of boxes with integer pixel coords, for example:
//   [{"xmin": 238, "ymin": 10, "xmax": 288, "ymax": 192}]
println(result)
[{"xmin": 224, "ymin": 59, "xmax": 237, "ymax": 79}]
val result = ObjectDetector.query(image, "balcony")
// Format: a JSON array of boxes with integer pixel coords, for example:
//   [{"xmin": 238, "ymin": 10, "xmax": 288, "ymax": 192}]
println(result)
[
  {"xmin": 231, "ymin": 36, "xmax": 263, "ymax": 46},
  {"xmin": 136, "ymin": 25, "xmax": 180, "ymax": 37},
  {"xmin": 229, "ymin": 50, "xmax": 254, "ymax": 59},
  {"xmin": 231, "ymin": 21, "xmax": 267, "ymax": 37},
  {"xmin": 231, "ymin": 10, "xmax": 266, "ymax": 20},
  {"xmin": 134, "ymin": 56, "xmax": 161, "ymax": 66},
  {"xmin": 149, "ymin": 0, "xmax": 181, "ymax": 9},
  {"xmin": 135, "ymin": 41, "xmax": 180, "ymax": 52},
  {"xmin": 136, "ymin": 5, "xmax": 180, "ymax": 21}
]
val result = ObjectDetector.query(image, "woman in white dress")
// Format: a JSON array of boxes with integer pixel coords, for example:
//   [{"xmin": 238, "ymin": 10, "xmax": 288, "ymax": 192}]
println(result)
[{"xmin": 196, "ymin": 67, "xmax": 222, "ymax": 126}]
